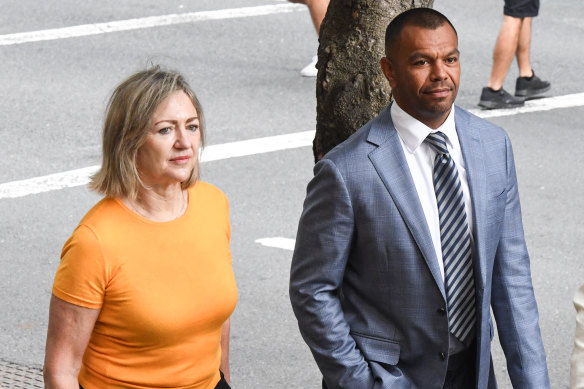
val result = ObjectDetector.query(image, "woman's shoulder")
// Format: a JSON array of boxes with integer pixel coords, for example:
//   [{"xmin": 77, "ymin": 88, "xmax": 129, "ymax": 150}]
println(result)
[{"xmin": 76, "ymin": 197, "xmax": 131, "ymax": 233}]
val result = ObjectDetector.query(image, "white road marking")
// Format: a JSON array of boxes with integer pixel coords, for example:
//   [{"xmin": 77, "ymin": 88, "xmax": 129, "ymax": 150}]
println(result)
[
  {"xmin": 1, "ymin": 93, "xmax": 583, "ymax": 199},
  {"xmin": 0, "ymin": 4, "xmax": 305, "ymax": 46},
  {"xmin": 0, "ymin": 166, "xmax": 100, "ymax": 200},
  {"xmin": 255, "ymin": 237, "xmax": 296, "ymax": 251},
  {"xmin": 0, "ymin": 131, "xmax": 315, "ymax": 199},
  {"xmin": 468, "ymin": 92, "xmax": 584, "ymax": 118},
  {"xmin": 202, "ymin": 130, "xmax": 314, "ymax": 162}
]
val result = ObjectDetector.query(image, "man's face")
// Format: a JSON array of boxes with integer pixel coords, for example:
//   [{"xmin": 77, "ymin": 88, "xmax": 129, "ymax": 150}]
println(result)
[{"xmin": 380, "ymin": 23, "xmax": 460, "ymax": 129}]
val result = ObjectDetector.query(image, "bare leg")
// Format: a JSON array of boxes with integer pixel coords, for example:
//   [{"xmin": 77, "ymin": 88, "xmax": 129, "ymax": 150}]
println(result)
[
  {"xmin": 305, "ymin": 0, "xmax": 330, "ymax": 36},
  {"xmin": 487, "ymin": 15, "xmax": 523, "ymax": 90},
  {"xmin": 288, "ymin": 0, "xmax": 330, "ymax": 76},
  {"xmin": 288, "ymin": 0, "xmax": 330, "ymax": 35},
  {"xmin": 516, "ymin": 17, "xmax": 533, "ymax": 77}
]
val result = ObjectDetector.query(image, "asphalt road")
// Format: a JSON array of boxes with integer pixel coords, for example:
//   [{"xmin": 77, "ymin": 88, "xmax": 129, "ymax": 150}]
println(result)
[{"xmin": 0, "ymin": 0, "xmax": 583, "ymax": 388}]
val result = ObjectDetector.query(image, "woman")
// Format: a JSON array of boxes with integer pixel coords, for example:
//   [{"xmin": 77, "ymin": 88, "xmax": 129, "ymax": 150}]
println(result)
[{"xmin": 44, "ymin": 67, "xmax": 237, "ymax": 389}]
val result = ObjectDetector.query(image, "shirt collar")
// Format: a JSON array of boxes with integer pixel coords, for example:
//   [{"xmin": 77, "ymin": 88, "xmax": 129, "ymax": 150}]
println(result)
[{"xmin": 390, "ymin": 102, "xmax": 457, "ymax": 153}]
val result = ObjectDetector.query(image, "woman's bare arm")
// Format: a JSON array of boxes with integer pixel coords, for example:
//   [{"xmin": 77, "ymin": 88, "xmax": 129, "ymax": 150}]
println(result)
[
  {"xmin": 44, "ymin": 294, "xmax": 100, "ymax": 389},
  {"xmin": 220, "ymin": 318, "xmax": 231, "ymax": 384}
]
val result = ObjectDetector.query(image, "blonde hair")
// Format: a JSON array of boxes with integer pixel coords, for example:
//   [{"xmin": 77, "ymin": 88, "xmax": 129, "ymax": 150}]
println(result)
[{"xmin": 89, "ymin": 66, "xmax": 205, "ymax": 199}]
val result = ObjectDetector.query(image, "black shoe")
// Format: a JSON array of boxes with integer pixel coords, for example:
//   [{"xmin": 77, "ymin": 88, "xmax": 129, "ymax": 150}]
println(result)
[
  {"xmin": 478, "ymin": 87, "xmax": 525, "ymax": 109},
  {"xmin": 515, "ymin": 70, "xmax": 551, "ymax": 99}
]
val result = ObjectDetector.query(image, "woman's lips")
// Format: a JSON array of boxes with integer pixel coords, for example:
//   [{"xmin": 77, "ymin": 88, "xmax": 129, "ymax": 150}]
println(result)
[{"xmin": 170, "ymin": 156, "xmax": 191, "ymax": 163}]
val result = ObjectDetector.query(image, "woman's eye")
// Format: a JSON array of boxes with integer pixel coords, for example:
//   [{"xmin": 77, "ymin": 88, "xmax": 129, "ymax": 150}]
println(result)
[
  {"xmin": 188, "ymin": 124, "xmax": 199, "ymax": 132},
  {"xmin": 158, "ymin": 127, "xmax": 171, "ymax": 135}
]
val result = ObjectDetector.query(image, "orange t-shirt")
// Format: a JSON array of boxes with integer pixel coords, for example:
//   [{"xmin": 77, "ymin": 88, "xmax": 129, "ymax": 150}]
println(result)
[{"xmin": 52, "ymin": 182, "xmax": 238, "ymax": 389}]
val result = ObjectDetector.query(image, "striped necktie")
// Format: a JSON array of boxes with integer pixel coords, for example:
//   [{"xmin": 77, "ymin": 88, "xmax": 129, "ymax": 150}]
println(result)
[{"xmin": 426, "ymin": 131, "xmax": 475, "ymax": 343}]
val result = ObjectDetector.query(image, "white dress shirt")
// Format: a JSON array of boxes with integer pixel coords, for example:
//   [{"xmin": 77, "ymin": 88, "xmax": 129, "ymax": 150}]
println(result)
[
  {"xmin": 391, "ymin": 102, "xmax": 474, "ymax": 354},
  {"xmin": 390, "ymin": 102, "xmax": 473, "ymax": 282}
]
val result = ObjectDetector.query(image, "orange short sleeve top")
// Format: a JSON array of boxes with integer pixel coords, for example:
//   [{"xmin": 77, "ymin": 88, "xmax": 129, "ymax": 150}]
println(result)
[{"xmin": 52, "ymin": 182, "xmax": 238, "ymax": 389}]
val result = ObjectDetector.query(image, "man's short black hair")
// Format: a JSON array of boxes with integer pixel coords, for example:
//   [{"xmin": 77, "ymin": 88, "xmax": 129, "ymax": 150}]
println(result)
[{"xmin": 384, "ymin": 8, "xmax": 457, "ymax": 57}]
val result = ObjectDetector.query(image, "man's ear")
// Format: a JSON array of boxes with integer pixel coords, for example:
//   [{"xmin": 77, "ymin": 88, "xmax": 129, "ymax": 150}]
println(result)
[{"xmin": 380, "ymin": 57, "xmax": 396, "ymax": 88}]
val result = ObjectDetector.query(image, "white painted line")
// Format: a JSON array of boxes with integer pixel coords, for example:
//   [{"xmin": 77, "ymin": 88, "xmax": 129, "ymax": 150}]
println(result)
[
  {"xmin": 255, "ymin": 237, "xmax": 296, "ymax": 251},
  {"xmin": 0, "ymin": 4, "xmax": 305, "ymax": 46},
  {"xmin": 201, "ymin": 130, "xmax": 314, "ymax": 162},
  {"xmin": 0, "ymin": 166, "xmax": 99, "ymax": 200},
  {"xmin": 468, "ymin": 92, "xmax": 584, "ymax": 118},
  {"xmin": 0, "ymin": 130, "xmax": 315, "ymax": 199},
  {"xmin": 1, "ymin": 92, "xmax": 583, "ymax": 200}
]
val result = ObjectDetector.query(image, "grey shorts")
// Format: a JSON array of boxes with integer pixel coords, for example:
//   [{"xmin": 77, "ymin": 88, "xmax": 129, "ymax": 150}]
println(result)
[{"xmin": 504, "ymin": 0, "xmax": 540, "ymax": 18}]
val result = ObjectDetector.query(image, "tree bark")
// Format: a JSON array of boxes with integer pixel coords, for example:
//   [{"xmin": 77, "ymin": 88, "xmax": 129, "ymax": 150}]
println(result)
[{"xmin": 313, "ymin": 0, "xmax": 434, "ymax": 161}]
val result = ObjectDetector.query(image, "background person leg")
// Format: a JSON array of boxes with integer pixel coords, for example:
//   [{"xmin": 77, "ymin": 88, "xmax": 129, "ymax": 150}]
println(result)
[
  {"xmin": 516, "ymin": 17, "xmax": 533, "ymax": 77},
  {"xmin": 514, "ymin": 17, "xmax": 551, "ymax": 99},
  {"xmin": 288, "ymin": 0, "xmax": 330, "ymax": 77},
  {"xmin": 478, "ymin": 15, "xmax": 525, "ymax": 109},
  {"xmin": 488, "ymin": 15, "xmax": 522, "ymax": 90}
]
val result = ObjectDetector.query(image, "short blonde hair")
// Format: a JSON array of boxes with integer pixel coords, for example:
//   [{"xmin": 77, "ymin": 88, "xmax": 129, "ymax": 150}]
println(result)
[{"xmin": 89, "ymin": 66, "xmax": 205, "ymax": 199}]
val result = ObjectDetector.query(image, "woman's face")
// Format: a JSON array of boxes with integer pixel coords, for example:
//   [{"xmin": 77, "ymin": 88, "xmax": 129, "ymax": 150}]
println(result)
[{"xmin": 136, "ymin": 90, "xmax": 201, "ymax": 188}]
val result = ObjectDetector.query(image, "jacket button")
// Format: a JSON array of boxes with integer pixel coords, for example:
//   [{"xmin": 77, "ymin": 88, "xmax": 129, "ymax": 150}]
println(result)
[
  {"xmin": 437, "ymin": 307, "xmax": 446, "ymax": 315},
  {"xmin": 439, "ymin": 352, "xmax": 446, "ymax": 361}
]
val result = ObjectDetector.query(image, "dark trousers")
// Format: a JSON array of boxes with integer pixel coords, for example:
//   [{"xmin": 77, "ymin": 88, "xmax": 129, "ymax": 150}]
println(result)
[
  {"xmin": 215, "ymin": 370, "xmax": 232, "ymax": 389},
  {"xmin": 80, "ymin": 370, "xmax": 230, "ymax": 389},
  {"xmin": 443, "ymin": 341, "xmax": 477, "ymax": 389}
]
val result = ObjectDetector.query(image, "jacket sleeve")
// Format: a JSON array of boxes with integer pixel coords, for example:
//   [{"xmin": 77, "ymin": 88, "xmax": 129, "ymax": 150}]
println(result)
[
  {"xmin": 490, "ymin": 136, "xmax": 551, "ymax": 389},
  {"xmin": 289, "ymin": 158, "xmax": 375, "ymax": 388}
]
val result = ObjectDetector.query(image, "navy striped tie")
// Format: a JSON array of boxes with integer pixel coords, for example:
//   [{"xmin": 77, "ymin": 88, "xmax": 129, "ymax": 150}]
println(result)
[{"xmin": 426, "ymin": 131, "xmax": 475, "ymax": 343}]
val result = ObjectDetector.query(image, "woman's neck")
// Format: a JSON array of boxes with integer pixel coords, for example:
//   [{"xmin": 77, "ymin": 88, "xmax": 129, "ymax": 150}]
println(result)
[{"xmin": 123, "ymin": 184, "xmax": 188, "ymax": 222}]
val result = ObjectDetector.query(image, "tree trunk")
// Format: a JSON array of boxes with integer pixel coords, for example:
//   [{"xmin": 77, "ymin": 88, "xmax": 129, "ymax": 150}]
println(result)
[{"xmin": 313, "ymin": 0, "xmax": 434, "ymax": 161}]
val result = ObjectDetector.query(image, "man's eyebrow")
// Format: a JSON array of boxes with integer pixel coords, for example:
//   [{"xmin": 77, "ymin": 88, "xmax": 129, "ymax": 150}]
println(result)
[
  {"xmin": 408, "ymin": 48, "xmax": 460, "ymax": 61},
  {"xmin": 408, "ymin": 52, "xmax": 432, "ymax": 61}
]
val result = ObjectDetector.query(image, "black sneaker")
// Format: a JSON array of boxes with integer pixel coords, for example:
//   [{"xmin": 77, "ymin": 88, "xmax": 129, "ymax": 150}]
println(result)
[
  {"xmin": 478, "ymin": 87, "xmax": 525, "ymax": 109},
  {"xmin": 515, "ymin": 70, "xmax": 551, "ymax": 99}
]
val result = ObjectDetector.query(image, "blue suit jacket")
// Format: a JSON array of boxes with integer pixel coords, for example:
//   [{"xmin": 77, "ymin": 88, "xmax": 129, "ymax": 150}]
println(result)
[{"xmin": 289, "ymin": 105, "xmax": 550, "ymax": 388}]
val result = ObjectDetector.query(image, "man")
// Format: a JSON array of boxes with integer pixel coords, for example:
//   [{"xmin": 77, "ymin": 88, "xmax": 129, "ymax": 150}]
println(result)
[
  {"xmin": 478, "ymin": 0, "xmax": 551, "ymax": 109},
  {"xmin": 289, "ymin": 8, "xmax": 550, "ymax": 389}
]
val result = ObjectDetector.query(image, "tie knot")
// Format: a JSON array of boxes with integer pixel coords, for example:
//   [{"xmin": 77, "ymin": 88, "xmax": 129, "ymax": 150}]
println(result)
[{"xmin": 426, "ymin": 131, "xmax": 449, "ymax": 156}]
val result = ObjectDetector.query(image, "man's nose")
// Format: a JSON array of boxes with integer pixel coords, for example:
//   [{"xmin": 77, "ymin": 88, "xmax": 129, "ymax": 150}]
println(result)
[{"xmin": 430, "ymin": 62, "xmax": 448, "ymax": 81}]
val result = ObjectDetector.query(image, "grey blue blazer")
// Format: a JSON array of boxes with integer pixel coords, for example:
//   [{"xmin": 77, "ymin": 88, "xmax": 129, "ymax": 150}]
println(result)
[{"xmin": 289, "ymin": 105, "xmax": 550, "ymax": 388}]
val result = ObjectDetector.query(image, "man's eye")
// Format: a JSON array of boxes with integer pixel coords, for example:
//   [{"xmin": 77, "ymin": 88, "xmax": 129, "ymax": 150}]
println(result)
[
  {"xmin": 446, "ymin": 57, "xmax": 458, "ymax": 64},
  {"xmin": 414, "ymin": 60, "xmax": 428, "ymax": 66}
]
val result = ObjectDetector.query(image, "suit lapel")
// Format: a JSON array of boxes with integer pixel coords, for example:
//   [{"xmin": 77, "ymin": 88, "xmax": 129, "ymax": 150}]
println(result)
[
  {"xmin": 455, "ymin": 108, "xmax": 487, "ymax": 292},
  {"xmin": 367, "ymin": 107, "xmax": 446, "ymax": 299}
]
